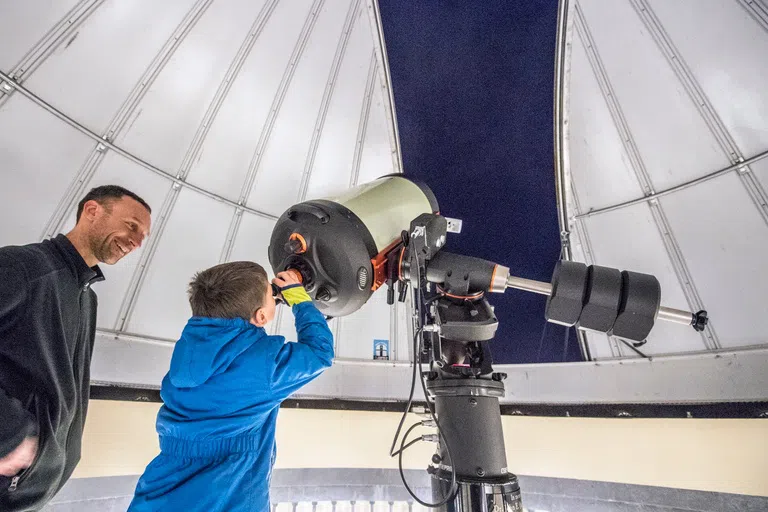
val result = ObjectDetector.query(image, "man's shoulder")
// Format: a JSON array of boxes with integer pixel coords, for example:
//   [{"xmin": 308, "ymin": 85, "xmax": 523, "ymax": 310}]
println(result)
[{"xmin": 0, "ymin": 239, "xmax": 64, "ymax": 282}]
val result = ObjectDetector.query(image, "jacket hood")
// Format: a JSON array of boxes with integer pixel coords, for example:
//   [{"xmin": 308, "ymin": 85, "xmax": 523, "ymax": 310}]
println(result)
[{"xmin": 169, "ymin": 316, "xmax": 264, "ymax": 388}]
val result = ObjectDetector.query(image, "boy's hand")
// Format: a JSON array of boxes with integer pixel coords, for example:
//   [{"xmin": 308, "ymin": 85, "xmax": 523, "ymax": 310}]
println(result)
[
  {"xmin": 0, "ymin": 436, "xmax": 38, "ymax": 477},
  {"xmin": 273, "ymin": 270, "xmax": 302, "ymax": 288},
  {"xmin": 273, "ymin": 271, "xmax": 312, "ymax": 306}
]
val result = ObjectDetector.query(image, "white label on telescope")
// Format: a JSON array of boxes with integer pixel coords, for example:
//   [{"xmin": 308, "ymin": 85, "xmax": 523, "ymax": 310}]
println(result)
[{"xmin": 446, "ymin": 217, "xmax": 463, "ymax": 233}]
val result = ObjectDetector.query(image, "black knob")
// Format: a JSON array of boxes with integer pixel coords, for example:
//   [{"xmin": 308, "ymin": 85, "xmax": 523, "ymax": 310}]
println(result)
[
  {"xmin": 284, "ymin": 239, "xmax": 304, "ymax": 254},
  {"xmin": 431, "ymin": 454, "xmax": 442, "ymax": 464},
  {"xmin": 316, "ymin": 287, "xmax": 332, "ymax": 301}
]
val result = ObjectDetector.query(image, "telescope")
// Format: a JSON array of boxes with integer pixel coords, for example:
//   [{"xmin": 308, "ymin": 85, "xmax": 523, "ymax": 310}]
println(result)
[{"xmin": 269, "ymin": 175, "xmax": 708, "ymax": 510}]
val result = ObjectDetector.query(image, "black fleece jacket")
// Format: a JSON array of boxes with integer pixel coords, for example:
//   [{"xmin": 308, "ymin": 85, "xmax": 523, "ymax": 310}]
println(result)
[{"xmin": 0, "ymin": 234, "xmax": 104, "ymax": 511}]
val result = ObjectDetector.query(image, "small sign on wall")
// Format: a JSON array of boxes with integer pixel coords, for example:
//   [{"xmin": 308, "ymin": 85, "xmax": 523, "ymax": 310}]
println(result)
[{"xmin": 373, "ymin": 339, "xmax": 389, "ymax": 360}]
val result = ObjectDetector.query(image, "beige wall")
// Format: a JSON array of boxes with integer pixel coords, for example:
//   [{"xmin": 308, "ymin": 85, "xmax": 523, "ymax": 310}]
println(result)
[{"xmin": 75, "ymin": 400, "xmax": 768, "ymax": 497}]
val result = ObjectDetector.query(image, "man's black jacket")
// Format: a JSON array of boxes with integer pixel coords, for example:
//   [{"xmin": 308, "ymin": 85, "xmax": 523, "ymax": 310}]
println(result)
[{"xmin": 0, "ymin": 234, "xmax": 104, "ymax": 511}]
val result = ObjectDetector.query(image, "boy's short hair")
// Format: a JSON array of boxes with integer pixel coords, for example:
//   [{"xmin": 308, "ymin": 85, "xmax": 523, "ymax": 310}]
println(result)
[{"xmin": 188, "ymin": 261, "xmax": 269, "ymax": 320}]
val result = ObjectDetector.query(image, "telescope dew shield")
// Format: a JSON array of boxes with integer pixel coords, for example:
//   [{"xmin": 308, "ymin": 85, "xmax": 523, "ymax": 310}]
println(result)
[{"xmin": 268, "ymin": 176, "xmax": 439, "ymax": 317}]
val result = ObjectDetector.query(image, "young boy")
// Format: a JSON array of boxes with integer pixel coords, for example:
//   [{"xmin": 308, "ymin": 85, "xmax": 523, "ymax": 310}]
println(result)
[{"xmin": 127, "ymin": 261, "xmax": 333, "ymax": 511}]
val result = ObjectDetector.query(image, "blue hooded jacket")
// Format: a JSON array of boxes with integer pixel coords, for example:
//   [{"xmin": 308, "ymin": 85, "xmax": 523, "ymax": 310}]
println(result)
[{"xmin": 127, "ymin": 301, "xmax": 333, "ymax": 512}]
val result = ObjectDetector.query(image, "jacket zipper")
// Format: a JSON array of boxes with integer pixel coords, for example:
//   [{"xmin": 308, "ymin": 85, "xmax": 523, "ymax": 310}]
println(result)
[
  {"xmin": 8, "ymin": 476, "xmax": 20, "ymax": 492},
  {"xmin": 65, "ymin": 284, "xmax": 88, "ymax": 459}
]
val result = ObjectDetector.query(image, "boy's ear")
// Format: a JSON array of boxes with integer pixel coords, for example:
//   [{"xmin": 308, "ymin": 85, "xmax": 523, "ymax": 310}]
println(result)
[{"xmin": 251, "ymin": 308, "xmax": 268, "ymax": 327}]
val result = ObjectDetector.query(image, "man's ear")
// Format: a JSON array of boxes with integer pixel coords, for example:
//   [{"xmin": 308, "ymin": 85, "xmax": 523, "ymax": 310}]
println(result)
[
  {"xmin": 80, "ymin": 200, "xmax": 101, "ymax": 224},
  {"xmin": 251, "ymin": 308, "xmax": 267, "ymax": 327}
]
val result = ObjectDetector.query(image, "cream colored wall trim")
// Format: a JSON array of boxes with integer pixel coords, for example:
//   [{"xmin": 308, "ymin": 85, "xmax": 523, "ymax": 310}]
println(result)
[{"xmin": 74, "ymin": 400, "xmax": 768, "ymax": 497}]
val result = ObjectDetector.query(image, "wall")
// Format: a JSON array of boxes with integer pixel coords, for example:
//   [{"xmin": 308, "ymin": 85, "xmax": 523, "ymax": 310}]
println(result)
[{"xmin": 74, "ymin": 400, "xmax": 768, "ymax": 497}]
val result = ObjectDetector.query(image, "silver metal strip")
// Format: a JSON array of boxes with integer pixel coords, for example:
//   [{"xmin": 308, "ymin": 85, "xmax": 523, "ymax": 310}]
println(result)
[
  {"xmin": 297, "ymin": 0, "xmax": 361, "ymax": 202},
  {"xmin": 350, "ymin": 51, "xmax": 377, "ymax": 188},
  {"xmin": 554, "ymin": 0, "xmax": 592, "ymax": 362},
  {"xmin": 364, "ymin": 0, "xmax": 403, "ymax": 174},
  {"xmin": 736, "ymin": 0, "xmax": 768, "ymax": 33},
  {"xmin": 630, "ymin": 0, "xmax": 768, "ymax": 226},
  {"xmin": 0, "ymin": 68, "xmax": 277, "ymax": 221},
  {"xmin": 573, "ymin": 4, "xmax": 715, "ymax": 351},
  {"xmin": 113, "ymin": 1, "xmax": 283, "ymax": 331},
  {"xmin": 41, "ymin": 0, "xmax": 215, "ymax": 240},
  {"xmin": 573, "ymin": 148, "xmax": 768, "ymax": 219},
  {"xmin": 0, "ymin": 0, "xmax": 106, "ymax": 108},
  {"xmin": 554, "ymin": 0, "xmax": 574, "ymax": 259}
]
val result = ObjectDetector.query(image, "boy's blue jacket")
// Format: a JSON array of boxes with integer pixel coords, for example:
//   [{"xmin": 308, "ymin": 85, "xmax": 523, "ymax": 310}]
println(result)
[{"xmin": 127, "ymin": 302, "xmax": 333, "ymax": 511}]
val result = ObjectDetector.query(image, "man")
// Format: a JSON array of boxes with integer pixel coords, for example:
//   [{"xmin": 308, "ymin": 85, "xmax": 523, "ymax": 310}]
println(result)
[{"xmin": 0, "ymin": 185, "xmax": 152, "ymax": 511}]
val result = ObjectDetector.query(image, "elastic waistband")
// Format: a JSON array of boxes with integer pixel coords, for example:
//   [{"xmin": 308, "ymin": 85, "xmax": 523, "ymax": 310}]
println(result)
[{"xmin": 159, "ymin": 435, "xmax": 264, "ymax": 458}]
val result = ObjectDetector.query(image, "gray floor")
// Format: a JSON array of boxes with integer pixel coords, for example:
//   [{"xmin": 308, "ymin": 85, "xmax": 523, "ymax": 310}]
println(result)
[{"xmin": 41, "ymin": 470, "xmax": 768, "ymax": 511}]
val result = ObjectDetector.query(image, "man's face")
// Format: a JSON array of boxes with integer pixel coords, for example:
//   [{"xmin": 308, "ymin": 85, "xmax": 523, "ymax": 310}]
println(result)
[{"xmin": 85, "ymin": 196, "xmax": 152, "ymax": 265}]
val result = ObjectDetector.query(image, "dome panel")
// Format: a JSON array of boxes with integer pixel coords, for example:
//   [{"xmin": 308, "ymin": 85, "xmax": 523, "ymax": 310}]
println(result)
[
  {"xmin": 116, "ymin": 0, "xmax": 272, "ymax": 173},
  {"xmin": 646, "ymin": 0, "xmax": 768, "ymax": 156},
  {"xmin": 0, "ymin": 0, "xmax": 81, "ymax": 71},
  {"xmin": 126, "ymin": 188, "xmax": 234, "ymax": 339},
  {"xmin": 23, "ymin": 0, "xmax": 199, "ymax": 133},
  {"xmin": 244, "ymin": 0, "xmax": 359, "ymax": 216},
  {"xmin": 757, "ymin": 158, "xmax": 768, "ymax": 190},
  {"xmin": 567, "ymin": 37, "xmax": 642, "ymax": 211},
  {"xmin": 358, "ymin": 74, "xmax": 397, "ymax": 185},
  {"xmin": 302, "ymin": 8, "xmax": 376, "ymax": 201},
  {"xmin": 0, "ymin": 96, "xmax": 93, "ymax": 246},
  {"xmin": 227, "ymin": 213, "xmax": 277, "ymax": 277},
  {"xmin": 660, "ymin": 173, "xmax": 768, "ymax": 347},
  {"xmin": 576, "ymin": 0, "xmax": 730, "ymax": 192}
]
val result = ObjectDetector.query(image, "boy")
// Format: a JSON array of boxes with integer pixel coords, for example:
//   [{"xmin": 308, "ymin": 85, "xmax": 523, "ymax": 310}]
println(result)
[{"xmin": 127, "ymin": 261, "xmax": 333, "ymax": 511}]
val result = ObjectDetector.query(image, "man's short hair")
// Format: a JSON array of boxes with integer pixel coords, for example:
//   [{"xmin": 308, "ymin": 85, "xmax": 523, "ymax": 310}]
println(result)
[
  {"xmin": 76, "ymin": 185, "xmax": 152, "ymax": 221},
  {"xmin": 188, "ymin": 261, "xmax": 269, "ymax": 320}
]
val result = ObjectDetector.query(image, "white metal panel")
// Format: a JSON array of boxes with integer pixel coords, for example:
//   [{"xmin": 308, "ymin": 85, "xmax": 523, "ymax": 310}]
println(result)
[
  {"xmin": 336, "ymin": 289, "xmax": 391, "ymax": 360},
  {"xmin": 0, "ymin": 0, "xmax": 80, "ymax": 70},
  {"xmin": 581, "ymin": 205, "xmax": 705, "ymax": 355},
  {"xmin": 756, "ymin": 158, "xmax": 768, "ymax": 191},
  {"xmin": 576, "ymin": 0, "xmax": 729, "ymax": 192},
  {"xmin": 184, "ymin": 0, "xmax": 312, "ymax": 203},
  {"xmin": 660, "ymin": 173, "xmax": 768, "ymax": 347},
  {"xmin": 227, "ymin": 213, "xmax": 276, "ymax": 274},
  {"xmin": 23, "ymin": 0, "xmax": 197, "ymax": 132},
  {"xmin": 567, "ymin": 35, "xmax": 642, "ymax": 212},
  {"xmin": 126, "ymin": 188, "xmax": 233, "ymax": 339},
  {"xmin": 0, "ymin": 96, "xmax": 92, "ymax": 246},
  {"xmin": 304, "ymin": 8, "xmax": 375, "ymax": 201},
  {"xmin": 245, "ymin": 0, "xmax": 355, "ymax": 216},
  {"xmin": 647, "ymin": 0, "xmax": 768, "ymax": 157},
  {"xmin": 54, "ymin": 152, "xmax": 172, "ymax": 330},
  {"xmin": 358, "ymin": 75, "xmax": 397, "ymax": 185},
  {"xmin": 115, "ymin": 0, "xmax": 269, "ymax": 173}
]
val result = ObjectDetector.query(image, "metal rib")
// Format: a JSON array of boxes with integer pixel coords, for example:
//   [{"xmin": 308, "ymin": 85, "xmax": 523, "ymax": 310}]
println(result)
[
  {"xmin": 42, "ymin": 0, "xmax": 215, "ymax": 240},
  {"xmin": 114, "ymin": 0, "xmax": 283, "ymax": 332},
  {"xmin": 0, "ymin": 0, "xmax": 106, "ymax": 109},
  {"xmin": 574, "ymin": 3, "xmax": 717, "ymax": 351},
  {"xmin": 0, "ymin": 69, "xmax": 277, "ymax": 221}
]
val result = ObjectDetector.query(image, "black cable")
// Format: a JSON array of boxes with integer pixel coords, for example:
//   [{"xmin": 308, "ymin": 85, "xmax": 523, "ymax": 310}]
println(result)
[
  {"xmin": 388, "ymin": 327, "xmax": 422, "ymax": 457},
  {"xmin": 391, "ymin": 422, "xmax": 424, "ymax": 457},
  {"xmin": 395, "ymin": 257, "xmax": 458, "ymax": 508}
]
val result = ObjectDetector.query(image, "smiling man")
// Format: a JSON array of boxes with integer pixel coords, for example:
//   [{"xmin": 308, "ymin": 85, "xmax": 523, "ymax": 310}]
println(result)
[{"xmin": 0, "ymin": 185, "xmax": 152, "ymax": 511}]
